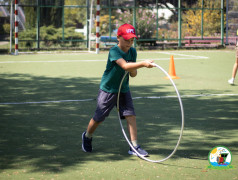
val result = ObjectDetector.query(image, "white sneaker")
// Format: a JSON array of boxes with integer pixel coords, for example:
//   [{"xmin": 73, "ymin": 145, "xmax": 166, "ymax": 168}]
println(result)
[{"xmin": 228, "ymin": 78, "xmax": 234, "ymax": 85}]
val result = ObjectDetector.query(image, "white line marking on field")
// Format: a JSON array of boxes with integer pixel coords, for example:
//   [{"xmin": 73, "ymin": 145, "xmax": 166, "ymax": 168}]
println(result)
[
  {"xmin": 138, "ymin": 57, "xmax": 207, "ymax": 61},
  {"xmin": 133, "ymin": 94, "xmax": 238, "ymax": 99},
  {"xmin": 1, "ymin": 93, "xmax": 237, "ymax": 105},
  {"xmin": 0, "ymin": 56, "xmax": 207, "ymax": 64},
  {"xmin": 0, "ymin": 60, "xmax": 107, "ymax": 63},
  {"xmin": 18, "ymin": 51, "xmax": 97, "ymax": 55},
  {"xmin": 139, "ymin": 51, "xmax": 209, "ymax": 60},
  {"xmin": 0, "ymin": 52, "xmax": 208, "ymax": 63},
  {"xmin": 0, "ymin": 99, "xmax": 96, "ymax": 105}
]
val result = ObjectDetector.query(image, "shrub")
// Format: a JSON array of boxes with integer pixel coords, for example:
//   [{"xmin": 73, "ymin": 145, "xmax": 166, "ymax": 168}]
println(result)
[
  {"xmin": 18, "ymin": 26, "xmax": 84, "ymax": 48},
  {"xmin": 3, "ymin": 24, "xmax": 10, "ymax": 34}
]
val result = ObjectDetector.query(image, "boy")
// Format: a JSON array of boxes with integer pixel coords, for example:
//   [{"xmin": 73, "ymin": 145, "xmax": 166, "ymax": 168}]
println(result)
[{"xmin": 82, "ymin": 24, "xmax": 155, "ymax": 157}]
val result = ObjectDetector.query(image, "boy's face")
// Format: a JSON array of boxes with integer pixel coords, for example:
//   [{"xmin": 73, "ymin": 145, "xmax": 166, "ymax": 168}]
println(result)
[{"xmin": 117, "ymin": 36, "xmax": 134, "ymax": 52}]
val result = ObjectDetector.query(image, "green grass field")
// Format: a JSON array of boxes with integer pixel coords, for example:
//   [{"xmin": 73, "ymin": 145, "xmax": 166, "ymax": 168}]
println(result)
[{"xmin": 0, "ymin": 49, "xmax": 237, "ymax": 180}]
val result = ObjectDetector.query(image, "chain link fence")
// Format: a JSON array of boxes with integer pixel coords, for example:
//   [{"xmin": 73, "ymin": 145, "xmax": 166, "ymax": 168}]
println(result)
[{"xmin": 226, "ymin": 0, "xmax": 238, "ymax": 45}]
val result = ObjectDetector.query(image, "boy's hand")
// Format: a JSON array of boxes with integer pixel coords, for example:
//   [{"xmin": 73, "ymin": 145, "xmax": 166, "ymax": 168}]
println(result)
[
  {"xmin": 129, "ymin": 69, "xmax": 137, "ymax": 77},
  {"xmin": 143, "ymin": 60, "xmax": 155, "ymax": 68}
]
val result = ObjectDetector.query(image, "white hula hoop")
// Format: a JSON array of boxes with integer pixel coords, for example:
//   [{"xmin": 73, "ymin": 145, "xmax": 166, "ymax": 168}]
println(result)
[{"xmin": 117, "ymin": 63, "xmax": 184, "ymax": 163}]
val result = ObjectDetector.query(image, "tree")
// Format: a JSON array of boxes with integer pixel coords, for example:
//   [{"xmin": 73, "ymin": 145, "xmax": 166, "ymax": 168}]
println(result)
[
  {"xmin": 39, "ymin": 0, "xmax": 64, "ymax": 28},
  {"xmin": 136, "ymin": 0, "xmax": 199, "ymax": 22},
  {"xmin": 182, "ymin": 0, "xmax": 225, "ymax": 37},
  {"xmin": 64, "ymin": 0, "xmax": 87, "ymax": 28},
  {"xmin": 17, "ymin": 0, "xmax": 64, "ymax": 28}
]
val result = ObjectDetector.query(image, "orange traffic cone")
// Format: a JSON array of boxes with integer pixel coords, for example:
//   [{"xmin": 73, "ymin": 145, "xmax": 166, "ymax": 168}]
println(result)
[{"xmin": 165, "ymin": 55, "xmax": 180, "ymax": 79}]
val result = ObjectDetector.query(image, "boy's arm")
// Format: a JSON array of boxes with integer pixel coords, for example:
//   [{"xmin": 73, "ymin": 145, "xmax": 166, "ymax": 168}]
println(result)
[{"xmin": 115, "ymin": 58, "xmax": 154, "ymax": 73}]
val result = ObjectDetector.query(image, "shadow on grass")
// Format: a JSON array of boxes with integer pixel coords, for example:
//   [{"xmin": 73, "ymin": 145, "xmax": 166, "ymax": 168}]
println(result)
[{"xmin": 0, "ymin": 73, "xmax": 238, "ymax": 172}]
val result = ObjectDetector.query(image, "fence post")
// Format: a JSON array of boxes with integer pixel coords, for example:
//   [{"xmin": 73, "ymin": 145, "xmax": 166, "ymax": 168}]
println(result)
[
  {"xmin": 87, "ymin": 0, "xmax": 90, "ymax": 49},
  {"xmin": 62, "ymin": 5, "xmax": 65, "ymax": 41},
  {"xmin": 15, "ymin": 0, "xmax": 19, "ymax": 55},
  {"xmin": 109, "ymin": 0, "xmax": 112, "ymax": 38},
  {"xmin": 178, "ymin": 0, "xmax": 182, "ymax": 48},
  {"xmin": 10, "ymin": 0, "xmax": 13, "ymax": 53},
  {"xmin": 96, "ymin": 0, "xmax": 100, "ymax": 54},
  {"xmin": 133, "ymin": 0, "xmax": 136, "ymax": 47},
  {"xmin": 225, "ymin": 0, "xmax": 229, "ymax": 45},
  {"xmin": 36, "ymin": 0, "xmax": 40, "ymax": 49},
  {"xmin": 201, "ymin": 0, "xmax": 204, "ymax": 39},
  {"xmin": 88, "ymin": 0, "xmax": 94, "ymax": 51},
  {"xmin": 221, "ymin": 0, "xmax": 224, "ymax": 45},
  {"xmin": 156, "ymin": 0, "xmax": 158, "ymax": 40}
]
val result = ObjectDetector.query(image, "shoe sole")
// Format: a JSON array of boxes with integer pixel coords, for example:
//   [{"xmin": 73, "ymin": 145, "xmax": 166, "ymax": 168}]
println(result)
[
  {"xmin": 82, "ymin": 132, "xmax": 87, "ymax": 152},
  {"xmin": 128, "ymin": 150, "xmax": 148, "ymax": 157}
]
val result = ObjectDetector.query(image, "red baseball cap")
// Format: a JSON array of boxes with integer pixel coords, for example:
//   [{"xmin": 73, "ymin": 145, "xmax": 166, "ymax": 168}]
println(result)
[{"xmin": 117, "ymin": 24, "xmax": 138, "ymax": 40}]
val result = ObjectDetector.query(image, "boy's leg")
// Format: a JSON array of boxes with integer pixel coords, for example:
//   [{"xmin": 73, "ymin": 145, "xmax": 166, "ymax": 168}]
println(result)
[
  {"xmin": 82, "ymin": 89, "xmax": 116, "ymax": 152},
  {"xmin": 82, "ymin": 118, "xmax": 102, "ymax": 152},
  {"xmin": 125, "ymin": 115, "xmax": 137, "ymax": 142},
  {"xmin": 232, "ymin": 57, "xmax": 238, "ymax": 78},
  {"xmin": 228, "ymin": 58, "xmax": 238, "ymax": 84},
  {"xmin": 125, "ymin": 115, "xmax": 148, "ymax": 157},
  {"xmin": 87, "ymin": 118, "xmax": 102, "ymax": 136}
]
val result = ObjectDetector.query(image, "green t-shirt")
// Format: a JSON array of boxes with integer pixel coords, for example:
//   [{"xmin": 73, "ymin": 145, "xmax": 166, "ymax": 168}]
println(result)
[{"xmin": 100, "ymin": 45, "xmax": 137, "ymax": 93}]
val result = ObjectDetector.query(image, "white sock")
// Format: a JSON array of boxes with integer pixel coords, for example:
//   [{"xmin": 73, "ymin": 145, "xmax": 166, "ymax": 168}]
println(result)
[
  {"xmin": 131, "ymin": 140, "xmax": 138, "ymax": 147},
  {"xmin": 85, "ymin": 131, "xmax": 92, "ymax": 138}
]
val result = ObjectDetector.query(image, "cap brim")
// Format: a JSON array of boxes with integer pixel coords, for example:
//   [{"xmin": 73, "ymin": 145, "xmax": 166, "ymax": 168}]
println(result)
[{"xmin": 122, "ymin": 34, "xmax": 138, "ymax": 40}]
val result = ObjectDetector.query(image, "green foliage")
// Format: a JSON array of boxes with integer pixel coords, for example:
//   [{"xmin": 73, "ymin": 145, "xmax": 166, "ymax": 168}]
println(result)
[
  {"xmin": 20, "ymin": 29, "xmax": 36, "ymax": 40},
  {"xmin": 40, "ymin": 26, "xmax": 58, "ymax": 42},
  {"xmin": 64, "ymin": 0, "xmax": 87, "ymax": 28},
  {"xmin": 182, "ymin": 0, "xmax": 226, "ymax": 37},
  {"xmin": 3, "ymin": 24, "xmax": 10, "ymax": 34},
  {"xmin": 159, "ymin": 22, "xmax": 178, "ymax": 39},
  {"xmin": 18, "ymin": 26, "xmax": 84, "ymax": 49},
  {"xmin": 0, "ymin": 23, "xmax": 10, "ymax": 35},
  {"xmin": 136, "ymin": 9, "xmax": 157, "ymax": 39}
]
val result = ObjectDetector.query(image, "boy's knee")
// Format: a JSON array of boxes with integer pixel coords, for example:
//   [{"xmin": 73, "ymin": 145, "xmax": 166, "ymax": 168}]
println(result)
[
  {"xmin": 93, "ymin": 115, "xmax": 106, "ymax": 122},
  {"xmin": 125, "ymin": 115, "xmax": 136, "ymax": 121}
]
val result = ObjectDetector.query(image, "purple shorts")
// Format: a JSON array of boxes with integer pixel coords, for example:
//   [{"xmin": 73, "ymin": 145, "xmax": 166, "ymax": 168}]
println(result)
[{"xmin": 93, "ymin": 89, "xmax": 136, "ymax": 122}]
